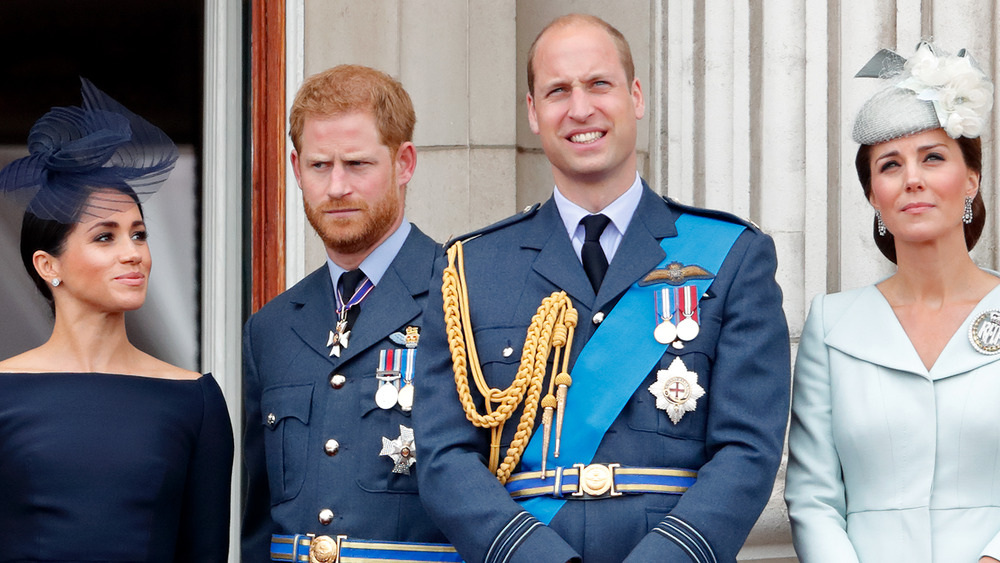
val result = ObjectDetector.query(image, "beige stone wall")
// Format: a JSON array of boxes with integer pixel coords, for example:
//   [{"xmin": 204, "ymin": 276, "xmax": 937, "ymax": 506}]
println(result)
[{"xmin": 291, "ymin": 1, "xmax": 1000, "ymax": 560}]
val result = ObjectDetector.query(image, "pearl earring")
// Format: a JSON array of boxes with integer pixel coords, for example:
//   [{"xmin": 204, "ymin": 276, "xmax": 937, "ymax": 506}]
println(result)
[{"xmin": 51, "ymin": 278, "xmax": 61, "ymax": 287}]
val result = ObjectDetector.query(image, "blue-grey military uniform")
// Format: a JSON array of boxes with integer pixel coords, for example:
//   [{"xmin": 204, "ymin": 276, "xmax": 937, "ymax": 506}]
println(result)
[
  {"xmin": 414, "ymin": 184, "xmax": 791, "ymax": 563},
  {"xmin": 242, "ymin": 225, "xmax": 448, "ymax": 561}
]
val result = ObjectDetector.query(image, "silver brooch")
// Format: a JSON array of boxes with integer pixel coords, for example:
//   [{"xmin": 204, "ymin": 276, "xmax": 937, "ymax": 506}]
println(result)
[{"xmin": 969, "ymin": 309, "xmax": 1000, "ymax": 355}]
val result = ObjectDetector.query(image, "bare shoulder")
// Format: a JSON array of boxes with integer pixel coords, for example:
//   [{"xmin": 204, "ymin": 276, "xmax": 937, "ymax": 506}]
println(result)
[
  {"xmin": 0, "ymin": 348, "xmax": 52, "ymax": 373},
  {"xmin": 138, "ymin": 352, "xmax": 203, "ymax": 381}
]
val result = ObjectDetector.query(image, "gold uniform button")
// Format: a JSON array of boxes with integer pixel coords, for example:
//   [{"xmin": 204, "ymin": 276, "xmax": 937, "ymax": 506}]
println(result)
[
  {"xmin": 330, "ymin": 374, "xmax": 346, "ymax": 389},
  {"xmin": 318, "ymin": 508, "xmax": 334, "ymax": 525},
  {"xmin": 266, "ymin": 413, "xmax": 276, "ymax": 427},
  {"xmin": 324, "ymin": 439, "xmax": 340, "ymax": 456}
]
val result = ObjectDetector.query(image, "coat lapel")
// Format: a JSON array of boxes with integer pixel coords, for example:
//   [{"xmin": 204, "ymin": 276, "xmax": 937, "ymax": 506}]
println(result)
[
  {"xmin": 287, "ymin": 226, "xmax": 437, "ymax": 367},
  {"xmin": 930, "ymin": 282, "xmax": 1000, "ymax": 380},
  {"xmin": 525, "ymin": 187, "xmax": 680, "ymax": 309},
  {"xmin": 596, "ymin": 186, "xmax": 676, "ymax": 309},
  {"xmin": 525, "ymin": 200, "xmax": 595, "ymax": 305},
  {"xmin": 825, "ymin": 283, "xmax": 1000, "ymax": 380},
  {"xmin": 334, "ymin": 227, "xmax": 436, "ymax": 365},
  {"xmin": 288, "ymin": 269, "xmax": 341, "ymax": 365}
]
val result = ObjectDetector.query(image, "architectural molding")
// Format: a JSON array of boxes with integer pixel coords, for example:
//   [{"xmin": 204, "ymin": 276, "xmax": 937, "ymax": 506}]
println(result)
[
  {"xmin": 202, "ymin": 0, "xmax": 244, "ymax": 558},
  {"xmin": 251, "ymin": 0, "xmax": 287, "ymax": 311}
]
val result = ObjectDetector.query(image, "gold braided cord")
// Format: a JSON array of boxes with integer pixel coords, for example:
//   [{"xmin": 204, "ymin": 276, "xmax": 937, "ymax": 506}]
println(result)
[{"xmin": 443, "ymin": 241, "xmax": 577, "ymax": 484}]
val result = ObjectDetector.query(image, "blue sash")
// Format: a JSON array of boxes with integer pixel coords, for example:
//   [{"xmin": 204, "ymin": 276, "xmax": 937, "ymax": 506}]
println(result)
[{"xmin": 517, "ymin": 212, "xmax": 745, "ymax": 523}]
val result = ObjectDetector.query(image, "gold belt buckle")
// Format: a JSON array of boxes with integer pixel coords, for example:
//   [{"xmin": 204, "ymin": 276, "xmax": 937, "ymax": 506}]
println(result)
[
  {"xmin": 307, "ymin": 534, "xmax": 345, "ymax": 563},
  {"xmin": 571, "ymin": 463, "xmax": 622, "ymax": 497}
]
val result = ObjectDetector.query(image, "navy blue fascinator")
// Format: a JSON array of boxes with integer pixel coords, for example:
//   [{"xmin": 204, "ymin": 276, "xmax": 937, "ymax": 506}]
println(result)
[{"xmin": 0, "ymin": 78, "xmax": 178, "ymax": 223}]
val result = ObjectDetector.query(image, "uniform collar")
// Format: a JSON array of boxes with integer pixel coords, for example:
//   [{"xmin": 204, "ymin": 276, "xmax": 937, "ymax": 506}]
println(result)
[
  {"xmin": 325, "ymin": 220, "xmax": 412, "ymax": 288},
  {"xmin": 552, "ymin": 172, "xmax": 643, "ymax": 250}
]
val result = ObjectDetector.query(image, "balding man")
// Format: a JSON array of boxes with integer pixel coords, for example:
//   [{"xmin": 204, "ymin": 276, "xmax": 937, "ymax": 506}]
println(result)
[{"xmin": 415, "ymin": 15, "xmax": 790, "ymax": 563}]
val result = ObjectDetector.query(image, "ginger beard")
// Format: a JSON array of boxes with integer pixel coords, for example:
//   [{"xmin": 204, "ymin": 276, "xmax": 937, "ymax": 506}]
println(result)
[{"xmin": 303, "ymin": 165, "xmax": 404, "ymax": 256}]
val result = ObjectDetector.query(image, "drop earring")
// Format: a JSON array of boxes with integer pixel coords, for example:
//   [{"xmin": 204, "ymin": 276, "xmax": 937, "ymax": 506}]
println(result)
[
  {"xmin": 875, "ymin": 210, "xmax": 886, "ymax": 236},
  {"xmin": 963, "ymin": 196, "xmax": 973, "ymax": 224}
]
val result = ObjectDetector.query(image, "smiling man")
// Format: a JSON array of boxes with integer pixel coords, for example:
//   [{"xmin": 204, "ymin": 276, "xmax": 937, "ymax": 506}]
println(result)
[
  {"xmin": 414, "ymin": 14, "xmax": 791, "ymax": 563},
  {"xmin": 242, "ymin": 65, "xmax": 456, "ymax": 563}
]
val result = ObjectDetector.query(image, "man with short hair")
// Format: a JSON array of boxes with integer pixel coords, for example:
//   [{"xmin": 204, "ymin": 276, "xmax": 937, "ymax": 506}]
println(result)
[
  {"xmin": 243, "ymin": 65, "xmax": 456, "ymax": 563},
  {"xmin": 415, "ymin": 15, "xmax": 790, "ymax": 563}
]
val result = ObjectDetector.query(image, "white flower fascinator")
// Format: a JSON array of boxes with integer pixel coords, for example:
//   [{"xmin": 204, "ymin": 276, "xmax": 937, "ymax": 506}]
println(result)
[{"xmin": 852, "ymin": 42, "xmax": 994, "ymax": 145}]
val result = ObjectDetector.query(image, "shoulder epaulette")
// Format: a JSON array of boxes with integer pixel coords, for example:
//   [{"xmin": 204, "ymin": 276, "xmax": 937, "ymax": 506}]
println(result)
[
  {"xmin": 444, "ymin": 202, "xmax": 542, "ymax": 248},
  {"xmin": 662, "ymin": 196, "xmax": 762, "ymax": 232}
]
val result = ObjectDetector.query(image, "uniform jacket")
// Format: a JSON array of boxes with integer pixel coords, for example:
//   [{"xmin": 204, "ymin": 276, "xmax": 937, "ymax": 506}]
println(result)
[
  {"xmin": 242, "ymin": 225, "xmax": 446, "ymax": 562},
  {"xmin": 414, "ymin": 184, "xmax": 791, "ymax": 563},
  {"xmin": 786, "ymin": 284, "xmax": 1000, "ymax": 563}
]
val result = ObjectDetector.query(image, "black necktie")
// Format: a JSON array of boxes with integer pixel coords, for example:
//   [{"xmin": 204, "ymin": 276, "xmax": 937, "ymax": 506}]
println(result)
[
  {"xmin": 580, "ymin": 214, "xmax": 611, "ymax": 292},
  {"xmin": 338, "ymin": 269, "xmax": 367, "ymax": 330}
]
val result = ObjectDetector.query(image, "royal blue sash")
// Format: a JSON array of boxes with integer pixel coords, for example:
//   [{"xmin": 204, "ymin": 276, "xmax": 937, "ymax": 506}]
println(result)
[{"xmin": 517, "ymin": 212, "xmax": 746, "ymax": 523}]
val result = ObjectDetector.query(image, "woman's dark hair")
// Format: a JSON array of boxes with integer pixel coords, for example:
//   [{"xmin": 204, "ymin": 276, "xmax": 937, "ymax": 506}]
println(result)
[
  {"xmin": 855, "ymin": 134, "xmax": 985, "ymax": 264},
  {"xmin": 20, "ymin": 188, "xmax": 145, "ymax": 303},
  {"xmin": 20, "ymin": 212, "xmax": 75, "ymax": 302}
]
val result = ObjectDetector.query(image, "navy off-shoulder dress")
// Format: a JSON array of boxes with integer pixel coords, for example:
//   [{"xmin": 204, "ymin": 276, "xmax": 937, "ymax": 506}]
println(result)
[{"xmin": 0, "ymin": 372, "xmax": 234, "ymax": 562}]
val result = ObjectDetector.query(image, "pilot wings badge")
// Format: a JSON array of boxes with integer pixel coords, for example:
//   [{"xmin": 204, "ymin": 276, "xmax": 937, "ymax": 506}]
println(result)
[{"xmin": 639, "ymin": 261, "xmax": 714, "ymax": 286}]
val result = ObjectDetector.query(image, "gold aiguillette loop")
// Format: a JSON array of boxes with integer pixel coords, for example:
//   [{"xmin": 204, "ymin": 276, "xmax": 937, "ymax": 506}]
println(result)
[{"xmin": 443, "ymin": 241, "xmax": 578, "ymax": 484}]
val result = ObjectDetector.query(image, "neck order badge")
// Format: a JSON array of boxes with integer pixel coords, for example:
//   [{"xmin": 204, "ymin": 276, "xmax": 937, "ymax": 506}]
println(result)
[{"xmin": 328, "ymin": 271, "xmax": 373, "ymax": 357}]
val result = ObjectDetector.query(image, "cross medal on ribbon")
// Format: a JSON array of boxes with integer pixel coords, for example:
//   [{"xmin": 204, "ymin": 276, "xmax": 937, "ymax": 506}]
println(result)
[{"xmin": 327, "ymin": 275, "xmax": 374, "ymax": 357}]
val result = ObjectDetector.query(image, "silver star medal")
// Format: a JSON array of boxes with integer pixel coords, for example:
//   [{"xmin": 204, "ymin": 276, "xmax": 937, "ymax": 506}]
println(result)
[
  {"xmin": 380, "ymin": 424, "xmax": 416, "ymax": 475},
  {"xmin": 648, "ymin": 356, "xmax": 705, "ymax": 424},
  {"xmin": 327, "ymin": 319, "xmax": 350, "ymax": 357}
]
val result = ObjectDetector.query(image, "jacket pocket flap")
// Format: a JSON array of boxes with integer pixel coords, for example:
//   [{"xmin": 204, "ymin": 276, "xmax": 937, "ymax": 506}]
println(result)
[
  {"xmin": 472, "ymin": 326, "xmax": 527, "ymax": 366},
  {"xmin": 261, "ymin": 383, "xmax": 314, "ymax": 427}
]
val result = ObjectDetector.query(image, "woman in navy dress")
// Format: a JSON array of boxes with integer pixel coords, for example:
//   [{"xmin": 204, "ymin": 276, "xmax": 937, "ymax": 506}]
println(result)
[{"xmin": 0, "ymin": 79, "xmax": 233, "ymax": 562}]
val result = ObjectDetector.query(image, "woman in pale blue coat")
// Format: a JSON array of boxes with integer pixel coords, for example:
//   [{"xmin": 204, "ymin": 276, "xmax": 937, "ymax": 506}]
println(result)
[{"xmin": 786, "ymin": 42, "xmax": 1000, "ymax": 563}]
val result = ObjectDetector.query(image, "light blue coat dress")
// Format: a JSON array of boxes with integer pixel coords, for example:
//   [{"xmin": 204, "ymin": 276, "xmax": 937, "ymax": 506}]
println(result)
[{"xmin": 786, "ymin": 282, "xmax": 1000, "ymax": 562}]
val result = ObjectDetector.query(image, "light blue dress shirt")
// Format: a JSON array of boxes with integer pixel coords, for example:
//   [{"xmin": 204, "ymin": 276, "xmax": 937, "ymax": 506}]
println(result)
[
  {"xmin": 325, "ymin": 220, "xmax": 412, "ymax": 289},
  {"xmin": 552, "ymin": 172, "xmax": 643, "ymax": 265}
]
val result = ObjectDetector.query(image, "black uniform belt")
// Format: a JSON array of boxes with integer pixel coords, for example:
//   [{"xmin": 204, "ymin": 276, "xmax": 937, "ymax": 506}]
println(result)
[
  {"xmin": 504, "ymin": 464, "xmax": 698, "ymax": 499},
  {"xmin": 271, "ymin": 534, "xmax": 462, "ymax": 562}
]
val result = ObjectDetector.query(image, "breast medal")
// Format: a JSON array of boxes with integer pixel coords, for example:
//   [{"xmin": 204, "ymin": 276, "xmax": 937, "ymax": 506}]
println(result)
[
  {"xmin": 648, "ymin": 356, "xmax": 705, "ymax": 424},
  {"xmin": 652, "ymin": 284, "xmax": 703, "ymax": 346},
  {"xmin": 396, "ymin": 383, "xmax": 414, "ymax": 411},
  {"xmin": 376, "ymin": 346, "xmax": 417, "ymax": 410},
  {"xmin": 380, "ymin": 425, "xmax": 417, "ymax": 475},
  {"xmin": 397, "ymin": 348, "xmax": 416, "ymax": 411},
  {"xmin": 674, "ymin": 285, "xmax": 701, "ymax": 342},
  {"xmin": 376, "ymin": 348, "xmax": 402, "ymax": 409},
  {"xmin": 653, "ymin": 288, "xmax": 677, "ymax": 344}
]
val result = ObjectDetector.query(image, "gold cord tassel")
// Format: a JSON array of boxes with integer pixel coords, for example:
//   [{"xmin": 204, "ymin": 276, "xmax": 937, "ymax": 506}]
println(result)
[
  {"xmin": 443, "ymin": 241, "xmax": 577, "ymax": 485},
  {"xmin": 540, "ymin": 394, "xmax": 555, "ymax": 473},
  {"xmin": 554, "ymin": 372, "xmax": 572, "ymax": 458}
]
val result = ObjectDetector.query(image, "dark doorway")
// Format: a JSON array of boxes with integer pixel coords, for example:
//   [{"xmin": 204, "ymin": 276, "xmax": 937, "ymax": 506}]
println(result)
[{"xmin": 0, "ymin": 0, "xmax": 205, "ymax": 369}]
